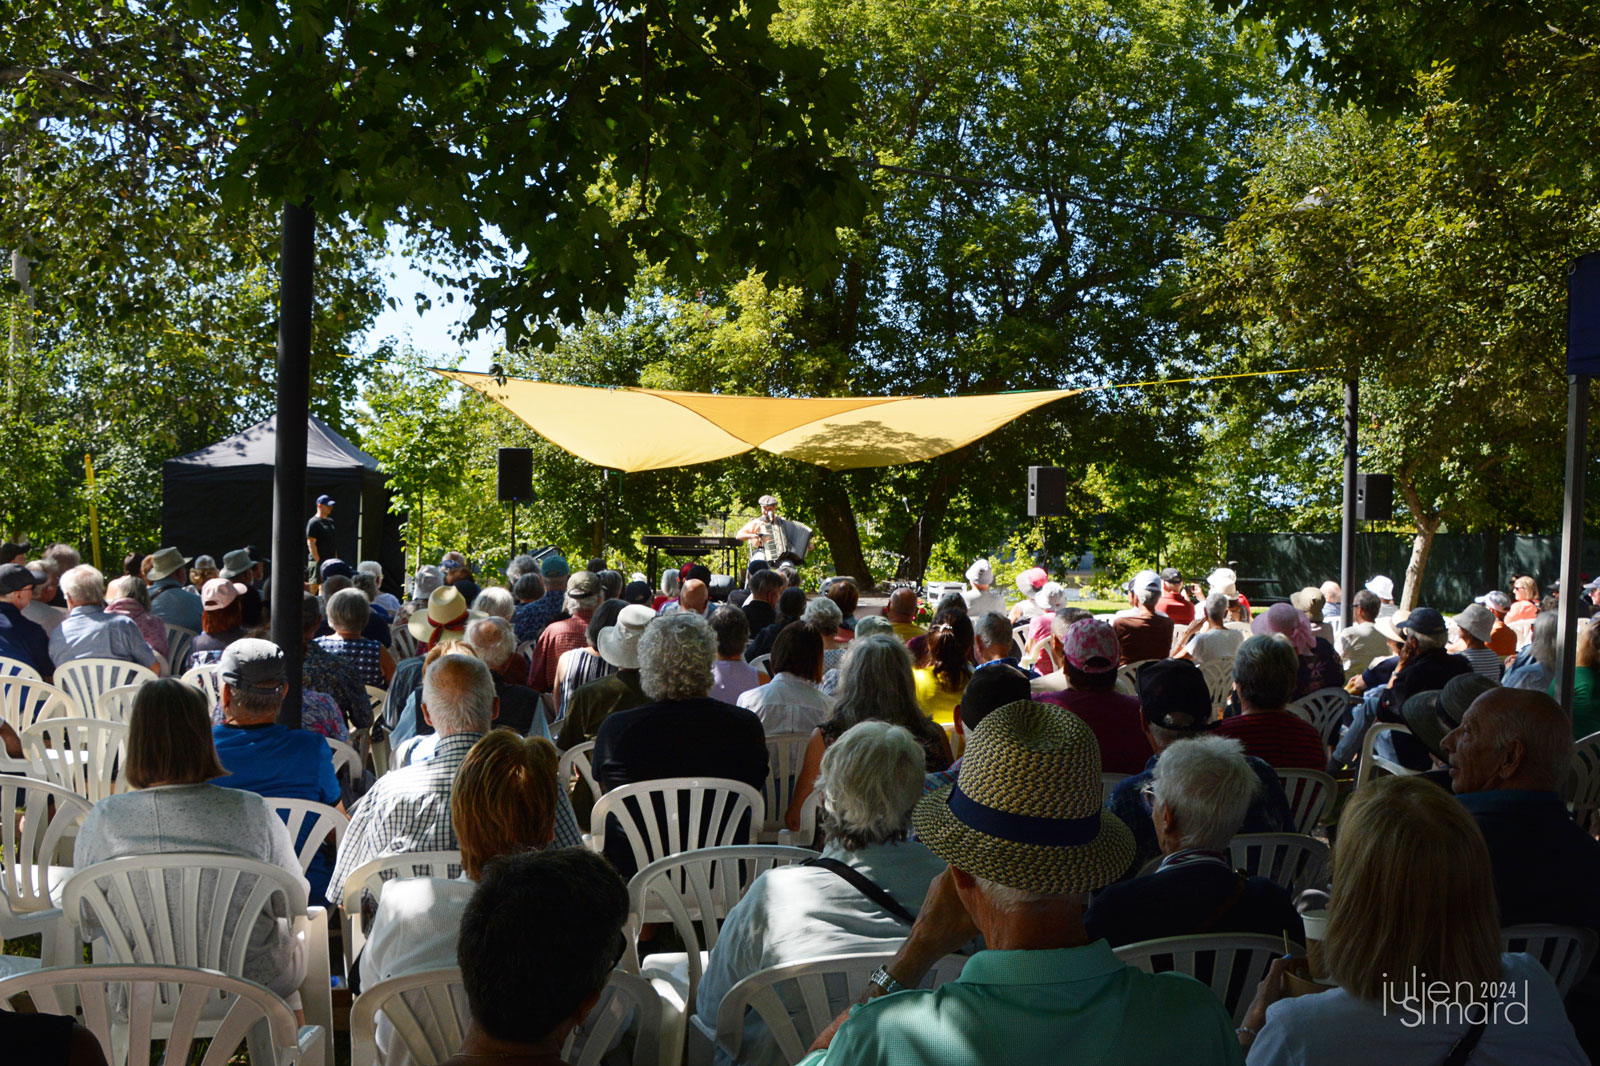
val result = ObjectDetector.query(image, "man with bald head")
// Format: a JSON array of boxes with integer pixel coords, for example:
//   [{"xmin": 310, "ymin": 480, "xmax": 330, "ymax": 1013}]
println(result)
[
  {"xmin": 1440, "ymin": 687, "xmax": 1600, "ymax": 1052},
  {"xmin": 884, "ymin": 588, "xmax": 926, "ymax": 643},
  {"xmin": 664, "ymin": 578, "xmax": 709, "ymax": 616}
]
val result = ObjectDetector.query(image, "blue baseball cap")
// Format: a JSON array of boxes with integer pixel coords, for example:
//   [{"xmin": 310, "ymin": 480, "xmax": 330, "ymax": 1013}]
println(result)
[
  {"xmin": 316, "ymin": 495, "xmax": 336, "ymax": 506},
  {"xmin": 541, "ymin": 554, "xmax": 570, "ymax": 578}
]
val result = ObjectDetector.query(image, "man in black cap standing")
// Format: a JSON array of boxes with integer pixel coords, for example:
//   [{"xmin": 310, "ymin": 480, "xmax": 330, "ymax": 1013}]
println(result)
[
  {"xmin": 0, "ymin": 563, "xmax": 52, "ymax": 679},
  {"xmin": 306, "ymin": 496, "xmax": 337, "ymax": 577}
]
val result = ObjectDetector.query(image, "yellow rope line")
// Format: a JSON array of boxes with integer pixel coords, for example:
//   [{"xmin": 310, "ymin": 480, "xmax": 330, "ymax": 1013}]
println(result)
[
  {"xmin": 160, "ymin": 328, "xmax": 354, "ymax": 360},
  {"xmin": 1084, "ymin": 367, "xmax": 1333, "ymax": 391}
]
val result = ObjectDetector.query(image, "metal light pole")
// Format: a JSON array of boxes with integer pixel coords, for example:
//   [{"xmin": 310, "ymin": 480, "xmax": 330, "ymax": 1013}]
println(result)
[
  {"xmin": 271, "ymin": 202, "xmax": 315, "ymax": 727},
  {"xmin": 1340, "ymin": 378, "xmax": 1358, "ymax": 630}
]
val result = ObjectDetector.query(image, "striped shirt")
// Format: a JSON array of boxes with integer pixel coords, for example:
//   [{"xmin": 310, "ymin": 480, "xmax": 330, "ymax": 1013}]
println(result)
[
  {"xmin": 1462, "ymin": 646, "xmax": 1504, "ymax": 681},
  {"xmin": 1210, "ymin": 710, "xmax": 1328, "ymax": 771}
]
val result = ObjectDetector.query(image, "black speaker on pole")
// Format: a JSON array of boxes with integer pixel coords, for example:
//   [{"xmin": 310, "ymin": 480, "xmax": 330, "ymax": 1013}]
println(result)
[
  {"xmin": 497, "ymin": 448, "xmax": 534, "ymax": 503},
  {"xmin": 1028, "ymin": 466, "xmax": 1069, "ymax": 517},
  {"xmin": 1355, "ymin": 473, "xmax": 1393, "ymax": 521}
]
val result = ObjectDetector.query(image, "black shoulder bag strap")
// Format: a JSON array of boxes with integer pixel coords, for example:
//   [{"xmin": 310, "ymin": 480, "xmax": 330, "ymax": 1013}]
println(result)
[
  {"xmin": 803, "ymin": 857, "xmax": 918, "ymax": 925},
  {"xmin": 1441, "ymin": 1021, "xmax": 1488, "ymax": 1066}
]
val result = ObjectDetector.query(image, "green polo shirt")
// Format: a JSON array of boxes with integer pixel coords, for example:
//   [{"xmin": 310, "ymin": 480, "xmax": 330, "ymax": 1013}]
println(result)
[{"xmin": 798, "ymin": 941, "xmax": 1243, "ymax": 1066}]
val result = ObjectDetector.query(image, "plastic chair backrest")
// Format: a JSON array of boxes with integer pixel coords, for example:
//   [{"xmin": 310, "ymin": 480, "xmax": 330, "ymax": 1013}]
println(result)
[
  {"xmin": 21, "ymin": 717, "xmax": 128, "ymax": 803},
  {"xmin": 1012, "ymin": 624, "xmax": 1029, "ymax": 657},
  {"xmin": 1501, "ymin": 923, "xmax": 1600, "ymax": 998},
  {"xmin": 1227, "ymin": 832, "xmax": 1329, "ymax": 897},
  {"xmin": 326, "ymin": 735, "xmax": 363, "ymax": 779},
  {"xmin": 560, "ymin": 740, "xmax": 599, "ymax": 802},
  {"xmin": 1509, "ymin": 617, "xmax": 1535, "ymax": 648},
  {"xmin": 61, "ymin": 853, "xmax": 310, "ymax": 989},
  {"xmin": 625, "ymin": 844, "xmax": 819, "ymax": 1011},
  {"xmin": 53, "ymin": 658, "xmax": 157, "ymax": 724},
  {"xmin": 349, "ymin": 966, "xmax": 469, "ymax": 1066},
  {"xmin": 1200, "ymin": 656, "xmax": 1235, "ymax": 711},
  {"xmin": 1286, "ymin": 687, "xmax": 1350, "ymax": 746},
  {"xmin": 340, "ymin": 850, "xmax": 463, "ymax": 969},
  {"xmin": 0, "ymin": 677, "xmax": 75, "ymax": 771},
  {"xmin": 181, "ymin": 663, "xmax": 225, "ymax": 710},
  {"xmin": 1100, "ymin": 772, "xmax": 1128, "ymax": 806},
  {"xmin": 1355, "ymin": 722, "xmax": 1420, "ymax": 788},
  {"xmin": 391, "ymin": 624, "xmax": 420, "ymax": 662},
  {"xmin": 1115, "ymin": 659, "xmax": 1156, "ymax": 697},
  {"xmin": 164, "ymin": 624, "xmax": 198, "ymax": 675},
  {"xmin": 589, "ymin": 778, "xmax": 765, "ymax": 873},
  {"xmin": 364, "ymin": 684, "xmax": 387, "ymax": 717},
  {"xmin": 1568, "ymin": 731, "xmax": 1600, "ymax": 811},
  {"xmin": 0, "ymin": 655, "xmax": 41, "ymax": 681},
  {"xmin": 263, "ymin": 797, "xmax": 349, "ymax": 874},
  {"xmin": 1114, "ymin": 933, "xmax": 1289, "ymax": 1025},
  {"xmin": 1275, "ymin": 768, "xmax": 1337, "ymax": 835},
  {"xmin": 760, "ymin": 733, "xmax": 813, "ymax": 842},
  {"xmin": 0, "ymin": 776, "xmax": 91, "ymax": 921},
  {"xmin": 711, "ymin": 951, "xmax": 967, "ymax": 1064},
  {"xmin": 0, "ymin": 962, "xmax": 317, "ymax": 1066},
  {"xmin": 750, "ymin": 653, "xmax": 772, "ymax": 679},
  {"xmin": 93, "ymin": 683, "xmax": 144, "ymax": 725},
  {"xmin": 783, "ymin": 788, "xmax": 824, "ymax": 848},
  {"xmin": 563, "ymin": 968, "xmax": 664, "ymax": 1066}
]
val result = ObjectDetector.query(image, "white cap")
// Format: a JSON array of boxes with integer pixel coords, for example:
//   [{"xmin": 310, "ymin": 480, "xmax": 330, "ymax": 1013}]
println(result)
[{"xmin": 1365, "ymin": 575, "xmax": 1395, "ymax": 600}]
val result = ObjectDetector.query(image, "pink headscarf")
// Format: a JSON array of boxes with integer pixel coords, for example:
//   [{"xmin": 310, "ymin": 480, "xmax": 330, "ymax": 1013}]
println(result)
[{"xmin": 1251, "ymin": 601, "xmax": 1316, "ymax": 655}]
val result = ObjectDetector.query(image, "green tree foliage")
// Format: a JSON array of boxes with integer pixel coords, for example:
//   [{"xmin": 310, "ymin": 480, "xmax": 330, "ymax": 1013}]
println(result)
[{"xmin": 1183, "ymin": 81, "xmax": 1600, "ymax": 608}]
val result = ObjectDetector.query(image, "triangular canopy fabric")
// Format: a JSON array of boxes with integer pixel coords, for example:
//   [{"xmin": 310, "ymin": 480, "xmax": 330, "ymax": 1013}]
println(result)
[{"xmin": 436, "ymin": 370, "xmax": 1080, "ymax": 471}]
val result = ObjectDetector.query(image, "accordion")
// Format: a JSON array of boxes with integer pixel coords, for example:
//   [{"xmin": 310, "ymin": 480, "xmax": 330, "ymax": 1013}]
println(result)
[{"xmin": 758, "ymin": 518, "xmax": 814, "ymax": 563}]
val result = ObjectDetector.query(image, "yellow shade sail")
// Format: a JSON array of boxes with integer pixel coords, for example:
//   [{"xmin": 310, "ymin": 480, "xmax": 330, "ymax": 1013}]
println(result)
[{"xmin": 436, "ymin": 370, "xmax": 1080, "ymax": 471}]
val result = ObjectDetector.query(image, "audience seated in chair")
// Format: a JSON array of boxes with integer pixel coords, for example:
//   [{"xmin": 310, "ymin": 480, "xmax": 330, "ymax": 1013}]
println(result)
[
  {"xmin": 708, "ymin": 605, "xmax": 759, "ymax": 707},
  {"xmin": 528, "ymin": 571, "xmax": 601, "ymax": 695},
  {"xmin": 739, "ymin": 620, "xmax": 834, "ymax": 735},
  {"xmin": 1112, "ymin": 570, "xmax": 1174, "ymax": 665},
  {"xmin": 592, "ymin": 612, "xmax": 770, "ymax": 878},
  {"xmin": 786, "ymin": 636, "xmax": 952, "ymax": 832},
  {"xmin": 803, "ymin": 702, "xmax": 1242, "ymax": 1065},
  {"xmin": 550, "ymin": 599, "xmax": 625, "ymax": 722},
  {"xmin": 911, "ymin": 608, "xmax": 972, "ymax": 728},
  {"xmin": 0, "ymin": 562, "xmax": 54, "ymax": 680},
  {"xmin": 1085, "ymin": 733, "xmax": 1303, "ymax": 947},
  {"xmin": 362, "ymin": 730, "xmax": 560, "ymax": 1066},
  {"xmin": 698, "ymin": 721, "xmax": 952, "ymax": 1066},
  {"xmin": 465, "ymin": 616, "xmax": 550, "ymax": 739},
  {"xmin": 1171, "ymin": 592, "xmax": 1244, "ymax": 666},
  {"xmin": 1035, "ymin": 618, "xmax": 1153, "ymax": 775},
  {"xmin": 441, "ymin": 848, "xmax": 629, "ymax": 1066},
  {"xmin": 1107, "ymin": 659, "xmax": 1295, "ymax": 878},
  {"xmin": 73, "ymin": 678, "xmax": 307, "ymax": 998},
  {"xmin": 48, "ymin": 564, "xmax": 162, "ymax": 674},
  {"xmin": 210, "ymin": 639, "xmax": 345, "ymax": 904},
  {"xmin": 1210, "ymin": 636, "xmax": 1328, "ymax": 771},
  {"xmin": 1251, "ymin": 602, "xmax": 1344, "ymax": 701},
  {"xmin": 1238, "ymin": 776, "xmax": 1584, "ymax": 1064}
]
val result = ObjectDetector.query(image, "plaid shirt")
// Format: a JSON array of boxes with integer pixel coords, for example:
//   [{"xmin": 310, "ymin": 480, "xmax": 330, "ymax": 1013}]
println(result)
[
  {"xmin": 529, "ymin": 615, "xmax": 587, "ymax": 693},
  {"xmin": 327, "ymin": 729, "xmax": 583, "ymax": 906}
]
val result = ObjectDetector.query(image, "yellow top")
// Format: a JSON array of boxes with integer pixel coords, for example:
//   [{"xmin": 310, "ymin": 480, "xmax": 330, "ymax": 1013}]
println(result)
[{"xmin": 914, "ymin": 666, "xmax": 970, "ymax": 727}]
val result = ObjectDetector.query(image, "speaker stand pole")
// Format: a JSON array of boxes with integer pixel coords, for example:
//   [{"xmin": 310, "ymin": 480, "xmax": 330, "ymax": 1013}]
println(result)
[
  {"xmin": 1339, "ymin": 378, "xmax": 1358, "ymax": 631},
  {"xmin": 509, "ymin": 500, "xmax": 516, "ymax": 572}
]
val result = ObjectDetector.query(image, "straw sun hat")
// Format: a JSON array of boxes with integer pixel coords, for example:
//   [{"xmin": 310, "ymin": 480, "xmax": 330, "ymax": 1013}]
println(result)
[{"xmin": 912, "ymin": 700, "xmax": 1134, "ymax": 895}]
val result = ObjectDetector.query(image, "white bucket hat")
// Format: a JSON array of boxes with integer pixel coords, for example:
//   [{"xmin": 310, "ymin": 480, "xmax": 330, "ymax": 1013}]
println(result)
[
  {"xmin": 1365, "ymin": 575, "xmax": 1395, "ymax": 600},
  {"xmin": 597, "ymin": 604, "xmax": 655, "ymax": 669}
]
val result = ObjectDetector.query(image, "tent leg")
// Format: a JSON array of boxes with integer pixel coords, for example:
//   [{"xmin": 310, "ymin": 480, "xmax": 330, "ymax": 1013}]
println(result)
[{"xmin": 271, "ymin": 201, "xmax": 314, "ymax": 728}]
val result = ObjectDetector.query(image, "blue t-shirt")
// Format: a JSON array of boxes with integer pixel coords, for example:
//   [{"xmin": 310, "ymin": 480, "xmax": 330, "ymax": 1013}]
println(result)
[{"xmin": 213, "ymin": 722, "xmax": 342, "ymax": 902}]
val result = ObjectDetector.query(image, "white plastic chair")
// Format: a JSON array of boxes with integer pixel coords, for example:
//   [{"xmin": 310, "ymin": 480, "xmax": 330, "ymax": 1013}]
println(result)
[
  {"xmin": 749, "ymin": 653, "xmax": 772, "ymax": 679},
  {"xmin": 627, "ymin": 844, "xmax": 819, "ymax": 1042},
  {"xmin": 1502, "ymin": 924, "xmax": 1599, "ymax": 998},
  {"xmin": 759, "ymin": 733, "xmax": 813, "ymax": 843},
  {"xmin": 694, "ymin": 951, "xmax": 968, "ymax": 1066},
  {"xmin": 1115, "ymin": 933, "xmax": 1290, "ymax": 1025},
  {"xmin": 327, "ymin": 735, "xmax": 363, "ymax": 780},
  {"xmin": 561, "ymin": 739, "xmax": 600, "ymax": 797},
  {"xmin": 264, "ymin": 797, "xmax": 349, "ymax": 875},
  {"xmin": 349, "ymin": 966, "xmax": 469, "ymax": 1066},
  {"xmin": 1227, "ymin": 833, "xmax": 1330, "ymax": 897},
  {"xmin": 1567, "ymin": 730, "xmax": 1600, "ymax": 814},
  {"xmin": 165, "ymin": 623, "xmax": 198, "ymax": 675},
  {"xmin": 93, "ymin": 682, "xmax": 144, "ymax": 725},
  {"xmin": 1275, "ymin": 768, "xmax": 1337, "ymax": 835},
  {"xmin": 566, "ymin": 968, "xmax": 664, "ymax": 1066},
  {"xmin": 1100, "ymin": 772, "xmax": 1128, "ymax": 806},
  {"xmin": 1509, "ymin": 617, "xmax": 1535, "ymax": 649},
  {"xmin": 781, "ymin": 788, "xmax": 824, "ymax": 849},
  {"xmin": 0, "ymin": 962, "xmax": 326, "ymax": 1066},
  {"xmin": 391, "ymin": 624, "xmax": 420, "ymax": 662},
  {"xmin": 587, "ymin": 778, "xmax": 765, "ymax": 874},
  {"xmin": 1199, "ymin": 656, "xmax": 1235, "ymax": 712},
  {"xmin": 339, "ymin": 850, "xmax": 463, "ymax": 971},
  {"xmin": 1012, "ymin": 624, "xmax": 1029, "ymax": 657},
  {"xmin": 60, "ymin": 852, "xmax": 335, "ymax": 1063},
  {"xmin": 182, "ymin": 662, "xmax": 226, "ymax": 709},
  {"xmin": 21, "ymin": 717, "xmax": 128, "ymax": 803},
  {"xmin": 0, "ymin": 654, "xmax": 42, "ymax": 681},
  {"xmin": 1115, "ymin": 659, "xmax": 1157, "ymax": 697},
  {"xmin": 0, "ymin": 776, "xmax": 91, "ymax": 969},
  {"xmin": 1355, "ymin": 722, "xmax": 1421, "ymax": 788},
  {"xmin": 1287, "ymin": 687, "xmax": 1350, "ymax": 746},
  {"xmin": 53, "ymin": 658, "xmax": 158, "ymax": 724},
  {"xmin": 0, "ymin": 676, "xmax": 74, "ymax": 771}
]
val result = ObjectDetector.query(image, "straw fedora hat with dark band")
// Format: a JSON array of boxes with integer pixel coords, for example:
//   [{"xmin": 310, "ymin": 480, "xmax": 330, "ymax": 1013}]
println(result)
[{"xmin": 912, "ymin": 700, "xmax": 1134, "ymax": 896}]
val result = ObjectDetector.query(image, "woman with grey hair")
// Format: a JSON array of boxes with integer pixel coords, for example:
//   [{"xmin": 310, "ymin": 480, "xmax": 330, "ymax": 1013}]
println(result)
[
  {"xmin": 1504, "ymin": 608, "xmax": 1558, "ymax": 691},
  {"xmin": 784, "ymin": 635, "xmax": 952, "ymax": 830},
  {"xmin": 106, "ymin": 574, "xmax": 169, "ymax": 662},
  {"xmin": 1173, "ymin": 591, "xmax": 1244, "ymax": 664},
  {"xmin": 314, "ymin": 586, "xmax": 396, "ymax": 687},
  {"xmin": 591, "ymin": 611, "xmax": 769, "ymax": 878},
  {"xmin": 697, "ymin": 721, "xmax": 949, "ymax": 1066},
  {"xmin": 801, "ymin": 594, "xmax": 849, "ymax": 672},
  {"xmin": 1209, "ymin": 635, "xmax": 1328, "ymax": 770},
  {"xmin": 473, "ymin": 586, "xmax": 516, "ymax": 621}
]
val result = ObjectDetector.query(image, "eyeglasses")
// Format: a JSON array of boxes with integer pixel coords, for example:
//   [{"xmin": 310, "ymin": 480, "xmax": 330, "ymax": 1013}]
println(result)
[{"xmin": 1141, "ymin": 784, "xmax": 1159, "ymax": 808}]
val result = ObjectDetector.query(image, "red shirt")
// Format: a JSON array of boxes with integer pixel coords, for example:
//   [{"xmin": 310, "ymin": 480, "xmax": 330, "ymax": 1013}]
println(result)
[
  {"xmin": 529, "ymin": 615, "xmax": 588, "ymax": 692},
  {"xmin": 1156, "ymin": 591, "xmax": 1195, "ymax": 626},
  {"xmin": 1035, "ymin": 689, "xmax": 1154, "ymax": 775},
  {"xmin": 1210, "ymin": 710, "xmax": 1327, "ymax": 771}
]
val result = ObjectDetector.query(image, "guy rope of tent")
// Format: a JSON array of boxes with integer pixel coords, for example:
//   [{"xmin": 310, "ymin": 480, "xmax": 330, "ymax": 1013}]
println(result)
[{"xmin": 432, "ymin": 367, "xmax": 1326, "ymax": 473}]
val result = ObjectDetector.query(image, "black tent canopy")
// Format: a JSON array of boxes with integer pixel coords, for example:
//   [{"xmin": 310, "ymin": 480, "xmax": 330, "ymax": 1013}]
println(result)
[{"xmin": 162, "ymin": 414, "xmax": 405, "ymax": 586}]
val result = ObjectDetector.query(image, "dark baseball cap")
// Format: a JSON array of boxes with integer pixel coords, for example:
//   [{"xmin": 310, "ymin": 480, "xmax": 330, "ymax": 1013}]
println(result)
[
  {"xmin": 959, "ymin": 664, "xmax": 1033, "ymax": 731},
  {"xmin": 316, "ymin": 495, "xmax": 336, "ymax": 506},
  {"xmin": 319, "ymin": 559, "xmax": 355, "ymax": 580},
  {"xmin": 219, "ymin": 638, "xmax": 288, "ymax": 694},
  {"xmin": 541, "ymin": 554, "xmax": 570, "ymax": 578},
  {"xmin": 1138, "ymin": 659, "xmax": 1213, "ymax": 732},
  {"xmin": 0, "ymin": 563, "xmax": 43, "ymax": 595},
  {"xmin": 1397, "ymin": 607, "xmax": 1447, "ymax": 638},
  {"xmin": 1160, "ymin": 567, "xmax": 1182, "ymax": 584}
]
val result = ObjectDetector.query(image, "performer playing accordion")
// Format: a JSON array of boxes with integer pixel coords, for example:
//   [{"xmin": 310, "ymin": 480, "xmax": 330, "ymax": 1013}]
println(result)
[{"xmin": 735, "ymin": 494, "xmax": 813, "ymax": 566}]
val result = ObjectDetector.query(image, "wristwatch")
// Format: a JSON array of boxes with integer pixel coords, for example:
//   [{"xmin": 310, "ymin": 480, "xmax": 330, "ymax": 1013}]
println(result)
[{"xmin": 867, "ymin": 965, "xmax": 909, "ymax": 998}]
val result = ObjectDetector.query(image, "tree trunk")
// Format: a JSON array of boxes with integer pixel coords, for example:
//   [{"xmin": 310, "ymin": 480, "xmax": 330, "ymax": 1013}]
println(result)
[
  {"xmin": 811, "ymin": 470, "xmax": 875, "ymax": 589},
  {"xmin": 1399, "ymin": 516, "xmax": 1440, "ymax": 612},
  {"xmin": 892, "ymin": 447, "xmax": 972, "ymax": 581}
]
